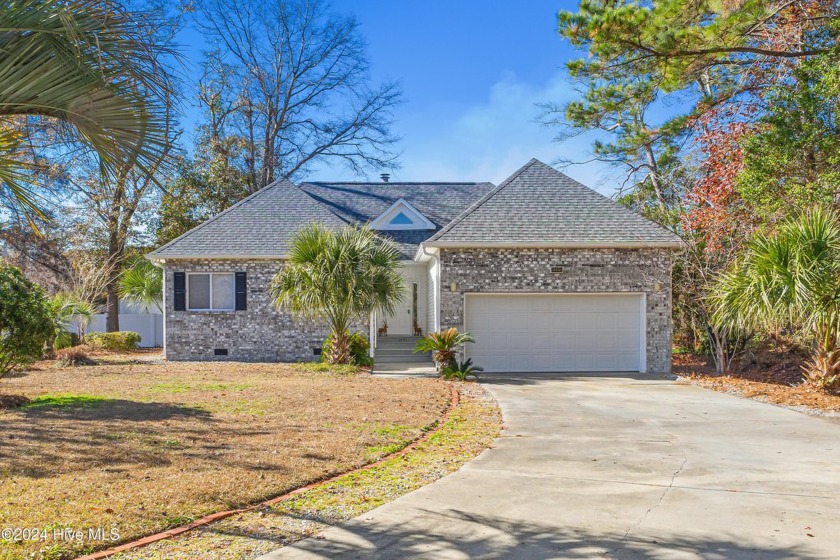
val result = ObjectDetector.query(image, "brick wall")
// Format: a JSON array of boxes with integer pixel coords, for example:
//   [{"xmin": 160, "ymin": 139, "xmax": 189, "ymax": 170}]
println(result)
[
  {"xmin": 438, "ymin": 248, "xmax": 674, "ymax": 373},
  {"xmin": 163, "ymin": 259, "xmax": 339, "ymax": 362}
]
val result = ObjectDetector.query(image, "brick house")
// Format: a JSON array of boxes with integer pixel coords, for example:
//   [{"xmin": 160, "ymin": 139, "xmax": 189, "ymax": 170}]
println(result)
[{"xmin": 147, "ymin": 159, "xmax": 683, "ymax": 373}]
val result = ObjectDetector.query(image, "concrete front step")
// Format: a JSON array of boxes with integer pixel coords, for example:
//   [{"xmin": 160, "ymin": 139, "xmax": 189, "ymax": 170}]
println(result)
[
  {"xmin": 376, "ymin": 347, "xmax": 430, "ymax": 357},
  {"xmin": 377, "ymin": 337, "xmax": 422, "ymax": 346},
  {"xmin": 374, "ymin": 335, "xmax": 431, "ymax": 365},
  {"xmin": 375, "ymin": 354, "xmax": 434, "ymax": 364}
]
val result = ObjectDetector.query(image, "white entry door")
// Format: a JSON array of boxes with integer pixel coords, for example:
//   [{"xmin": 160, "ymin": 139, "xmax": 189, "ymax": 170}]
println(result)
[
  {"xmin": 382, "ymin": 266, "xmax": 426, "ymax": 335},
  {"xmin": 465, "ymin": 293, "xmax": 645, "ymax": 373}
]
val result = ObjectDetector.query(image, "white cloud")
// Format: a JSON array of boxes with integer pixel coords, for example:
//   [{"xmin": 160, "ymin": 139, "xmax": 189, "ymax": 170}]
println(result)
[{"xmin": 396, "ymin": 72, "xmax": 618, "ymax": 194}]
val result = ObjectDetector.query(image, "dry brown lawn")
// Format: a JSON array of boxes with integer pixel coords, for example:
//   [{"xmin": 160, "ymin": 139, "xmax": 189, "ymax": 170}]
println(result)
[{"xmin": 0, "ymin": 356, "xmax": 450, "ymax": 560}]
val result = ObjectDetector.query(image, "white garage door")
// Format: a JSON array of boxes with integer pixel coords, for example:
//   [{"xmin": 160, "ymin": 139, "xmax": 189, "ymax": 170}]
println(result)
[{"xmin": 465, "ymin": 294, "xmax": 644, "ymax": 373}]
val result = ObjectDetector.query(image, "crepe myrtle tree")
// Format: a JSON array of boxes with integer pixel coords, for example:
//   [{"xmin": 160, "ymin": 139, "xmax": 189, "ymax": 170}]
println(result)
[{"xmin": 270, "ymin": 224, "xmax": 405, "ymax": 364}]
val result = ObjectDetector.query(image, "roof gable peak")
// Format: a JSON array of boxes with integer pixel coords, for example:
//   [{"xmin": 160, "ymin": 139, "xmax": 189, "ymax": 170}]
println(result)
[{"xmin": 369, "ymin": 198, "xmax": 435, "ymax": 231}]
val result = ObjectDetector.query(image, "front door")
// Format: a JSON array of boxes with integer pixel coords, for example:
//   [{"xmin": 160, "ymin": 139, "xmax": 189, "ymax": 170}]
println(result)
[{"xmin": 382, "ymin": 266, "xmax": 425, "ymax": 335}]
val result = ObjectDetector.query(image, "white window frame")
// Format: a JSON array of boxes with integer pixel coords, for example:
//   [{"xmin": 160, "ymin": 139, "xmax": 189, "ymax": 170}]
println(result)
[
  {"xmin": 370, "ymin": 198, "xmax": 436, "ymax": 231},
  {"xmin": 186, "ymin": 272, "xmax": 236, "ymax": 312}
]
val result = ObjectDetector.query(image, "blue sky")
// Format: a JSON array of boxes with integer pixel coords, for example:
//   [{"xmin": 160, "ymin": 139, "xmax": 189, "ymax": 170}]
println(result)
[{"xmin": 177, "ymin": 1, "xmax": 616, "ymax": 193}]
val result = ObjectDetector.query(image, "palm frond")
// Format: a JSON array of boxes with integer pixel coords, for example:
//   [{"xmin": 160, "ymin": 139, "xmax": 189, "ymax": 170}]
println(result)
[
  {"xmin": 118, "ymin": 258, "xmax": 163, "ymax": 312},
  {"xmin": 711, "ymin": 206, "xmax": 840, "ymax": 361},
  {"xmin": 270, "ymin": 224, "xmax": 405, "ymax": 352},
  {"xmin": 0, "ymin": 0, "xmax": 176, "ymax": 216}
]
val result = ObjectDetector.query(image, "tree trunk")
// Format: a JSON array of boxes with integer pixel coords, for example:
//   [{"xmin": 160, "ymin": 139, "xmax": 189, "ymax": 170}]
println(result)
[
  {"xmin": 326, "ymin": 329, "xmax": 351, "ymax": 364},
  {"xmin": 106, "ymin": 280, "xmax": 120, "ymax": 332},
  {"xmin": 643, "ymin": 144, "xmax": 667, "ymax": 209},
  {"xmin": 707, "ymin": 325, "xmax": 731, "ymax": 375},
  {"xmin": 105, "ymin": 227, "xmax": 123, "ymax": 332}
]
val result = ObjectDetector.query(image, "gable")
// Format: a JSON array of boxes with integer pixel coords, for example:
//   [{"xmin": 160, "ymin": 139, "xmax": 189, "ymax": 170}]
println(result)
[
  {"xmin": 423, "ymin": 159, "xmax": 683, "ymax": 248},
  {"xmin": 370, "ymin": 198, "xmax": 436, "ymax": 231}
]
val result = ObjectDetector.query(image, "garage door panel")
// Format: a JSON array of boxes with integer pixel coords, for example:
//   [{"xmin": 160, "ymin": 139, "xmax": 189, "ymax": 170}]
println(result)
[
  {"xmin": 532, "ymin": 334, "xmax": 558, "ymax": 351},
  {"xmin": 597, "ymin": 333, "xmax": 617, "ymax": 350},
  {"xmin": 466, "ymin": 294, "xmax": 643, "ymax": 373},
  {"xmin": 573, "ymin": 314, "xmax": 597, "ymax": 330},
  {"xmin": 615, "ymin": 312, "xmax": 640, "ymax": 330},
  {"xmin": 596, "ymin": 353, "xmax": 620, "ymax": 370},
  {"xmin": 531, "ymin": 313, "xmax": 555, "ymax": 330},
  {"xmin": 508, "ymin": 314, "xmax": 531, "ymax": 330},
  {"xmin": 594, "ymin": 314, "xmax": 616, "ymax": 329},
  {"xmin": 552, "ymin": 333, "xmax": 575, "ymax": 351},
  {"xmin": 573, "ymin": 334, "xmax": 598, "ymax": 351},
  {"xmin": 617, "ymin": 333, "xmax": 638, "ymax": 347},
  {"xmin": 575, "ymin": 354, "xmax": 597, "ymax": 370}
]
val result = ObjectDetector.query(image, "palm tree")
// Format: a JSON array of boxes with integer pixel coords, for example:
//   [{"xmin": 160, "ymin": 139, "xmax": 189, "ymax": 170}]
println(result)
[
  {"xmin": 414, "ymin": 328, "xmax": 476, "ymax": 371},
  {"xmin": 270, "ymin": 224, "xmax": 405, "ymax": 364},
  {"xmin": 118, "ymin": 258, "xmax": 163, "ymax": 313},
  {"xmin": 0, "ymin": 0, "xmax": 174, "ymax": 217},
  {"xmin": 710, "ymin": 207, "xmax": 840, "ymax": 393},
  {"xmin": 48, "ymin": 292, "xmax": 96, "ymax": 351}
]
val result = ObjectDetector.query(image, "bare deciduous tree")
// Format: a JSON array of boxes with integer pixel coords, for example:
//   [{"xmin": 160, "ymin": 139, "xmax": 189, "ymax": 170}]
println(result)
[
  {"xmin": 64, "ymin": 1, "xmax": 182, "ymax": 331},
  {"xmin": 194, "ymin": 0, "xmax": 401, "ymax": 191}
]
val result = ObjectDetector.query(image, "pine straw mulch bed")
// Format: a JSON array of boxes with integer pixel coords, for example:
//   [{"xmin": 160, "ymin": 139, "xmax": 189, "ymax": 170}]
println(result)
[
  {"xmin": 674, "ymin": 352, "xmax": 840, "ymax": 416},
  {"xmin": 0, "ymin": 358, "xmax": 452, "ymax": 560},
  {"xmin": 110, "ymin": 382, "xmax": 501, "ymax": 560}
]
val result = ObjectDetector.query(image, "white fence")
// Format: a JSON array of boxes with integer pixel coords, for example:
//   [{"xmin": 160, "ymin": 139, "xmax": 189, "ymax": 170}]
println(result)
[{"xmin": 86, "ymin": 313, "xmax": 163, "ymax": 348}]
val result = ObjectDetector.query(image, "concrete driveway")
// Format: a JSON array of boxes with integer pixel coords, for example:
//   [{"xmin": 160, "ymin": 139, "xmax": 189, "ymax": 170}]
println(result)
[{"xmin": 260, "ymin": 373, "xmax": 840, "ymax": 559}]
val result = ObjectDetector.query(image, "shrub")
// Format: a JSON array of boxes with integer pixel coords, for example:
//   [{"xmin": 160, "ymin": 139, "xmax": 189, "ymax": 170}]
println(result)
[
  {"xmin": 440, "ymin": 358, "xmax": 483, "ymax": 381},
  {"xmin": 87, "ymin": 331, "xmax": 142, "ymax": 351},
  {"xmin": 55, "ymin": 332, "xmax": 81, "ymax": 351},
  {"xmin": 0, "ymin": 265, "xmax": 54, "ymax": 378},
  {"xmin": 322, "ymin": 331, "xmax": 373, "ymax": 367},
  {"xmin": 48, "ymin": 292, "xmax": 96, "ymax": 352},
  {"xmin": 414, "ymin": 328, "xmax": 475, "ymax": 371},
  {"xmin": 55, "ymin": 347, "xmax": 96, "ymax": 367}
]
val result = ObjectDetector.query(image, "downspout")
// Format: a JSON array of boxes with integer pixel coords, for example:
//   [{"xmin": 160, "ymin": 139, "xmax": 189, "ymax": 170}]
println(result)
[
  {"xmin": 369, "ymin": 310, "xmax": 376, "ymax": 358},
  {"xmin": 418, "ymin": 244, "xmax": 441, "ymax": 332}
]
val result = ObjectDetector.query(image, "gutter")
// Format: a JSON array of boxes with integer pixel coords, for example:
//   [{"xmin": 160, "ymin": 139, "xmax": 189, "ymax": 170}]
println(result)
[
  {"xmin": 146, "ymin": 254, "xmax": 288, "ymax": 263},
  {"xmin": 420, "ymin": 241, "xmax": 686, "ymax": 250}
]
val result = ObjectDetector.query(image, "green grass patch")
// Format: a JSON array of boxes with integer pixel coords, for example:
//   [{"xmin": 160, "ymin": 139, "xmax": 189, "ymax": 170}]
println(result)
[
  {"xmin": 365, "ymin": 442, "xmax": 407, "ymax": 459},
  {"xmin": 372, "ymin": 423, "xmax": 414, "ymax": 437},
  {"xmin": 291, "ymin": 363, "xmax": 361, "ymax": 375},
  {"xmin": 163, "ymin": 515, "xmax": 195, "ymax": 529},
  {"xmin": 147, "ymin": 382, "xmax": 252, "ymax": 394},
  {"xmin": 201, "ymin": 383, "xmax": 252, "ymax": 391},
  {"xmin": 22, "ymin": 394, "xmax": 107, "ymax": 409},
  {"xmin": 147, "ymin": 382, "xmax": 192, "ymax": 394},
  {"xmin": 199, "ymin": 399, "xmax": 272, "ymax": 415}
]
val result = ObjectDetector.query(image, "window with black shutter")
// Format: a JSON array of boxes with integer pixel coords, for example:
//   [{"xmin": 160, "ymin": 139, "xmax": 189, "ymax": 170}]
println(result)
[
  {"xmin": 235, "ymin": 272, "xmax": 247, "ymax": 311},
  {"xmin": 173, "ymin": 272, "xmax": 186, "ymax": 311}
]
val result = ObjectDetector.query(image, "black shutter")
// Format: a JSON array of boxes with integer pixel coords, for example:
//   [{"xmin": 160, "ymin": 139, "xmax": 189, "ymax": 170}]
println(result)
[
  {"xmin": 235, "ymin": 272, "xmax": 247, "ymax": 311},
  {"xmin": 173, "ymin": 272, "xmax": 186, "ymax": 311}
]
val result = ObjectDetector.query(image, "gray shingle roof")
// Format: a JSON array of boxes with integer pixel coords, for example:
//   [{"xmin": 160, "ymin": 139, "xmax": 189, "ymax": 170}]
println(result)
[
  {"xmin": 298, "ymin": 182, "xmax": 495, "ymax": 226},
  {"xmin": 424, "ymin": 159, "xmax": 683, "ymax": 248},
  {"xmin": 147, "ymin": 180, "xmax": 346, "ymax": 259},
  {"xmin": 148, "ymin": 160, "xmax": 682, "ymax": 261},
  {"xmin": 298, "ymin": 182, "xmax": 496, "ymax": 257}
]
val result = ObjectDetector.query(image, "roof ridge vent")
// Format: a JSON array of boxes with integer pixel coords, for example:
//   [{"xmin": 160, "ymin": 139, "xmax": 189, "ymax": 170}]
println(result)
[{"xmin": 380, "ymin": 173, "xmax": 390, "ymax": 183}]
